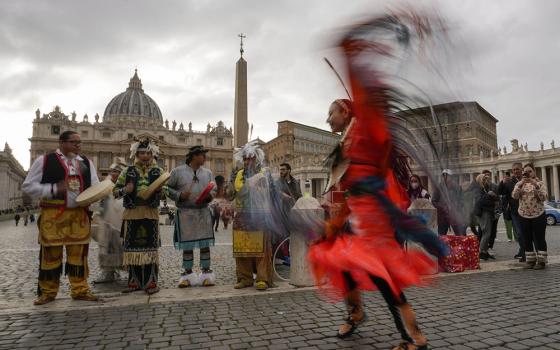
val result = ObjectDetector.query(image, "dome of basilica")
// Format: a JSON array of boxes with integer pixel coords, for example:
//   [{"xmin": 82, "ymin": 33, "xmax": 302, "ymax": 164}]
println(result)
[{"xmin": 103, "ymin": 70, "xmax": 163, "ymax": 125}]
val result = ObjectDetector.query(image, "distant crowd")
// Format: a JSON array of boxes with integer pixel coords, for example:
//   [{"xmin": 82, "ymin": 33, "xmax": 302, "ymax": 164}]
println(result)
[{"xmin": 407, "ymin": 161, "xmax": 549, "ymax": 269}]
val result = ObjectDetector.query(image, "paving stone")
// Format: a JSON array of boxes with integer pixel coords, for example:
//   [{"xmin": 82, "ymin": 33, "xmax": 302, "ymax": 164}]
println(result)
[
  {"xmin": 506, "ymin": 343, "xmax": 531, "ymax": 350},
  {"xmin": 268, "ymin": 344, "xmax": 290, "ymax": 350},
  {"xmin": 481, "ymin": 337, "xmax": 505, "ymax": 346}
]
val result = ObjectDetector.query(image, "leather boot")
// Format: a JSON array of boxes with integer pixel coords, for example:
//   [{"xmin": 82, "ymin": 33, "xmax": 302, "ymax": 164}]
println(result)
[
  {"xmin": 337, "ymin": 289, "xmax": 365, "ymax": 338},
  {"xmin": 524, "ymin": 251, "xmax": 536, "ymax": 269},
  {"xmin": 394, "ymin": 303, "xmax": 428, "ymax": 350},
  {"xmin": 534, "ymin": 251, "xmax": 547, "ymax": 270}
]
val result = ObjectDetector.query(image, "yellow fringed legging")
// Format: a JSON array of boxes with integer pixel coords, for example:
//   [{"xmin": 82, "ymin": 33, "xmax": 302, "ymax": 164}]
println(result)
[
  {"xmin": 38, "ymin": 244, "xmax": 90, "ymax": 298},
  {"xmin": 234, "ymin": 234, "xmax": 274, "ymax": 287}
]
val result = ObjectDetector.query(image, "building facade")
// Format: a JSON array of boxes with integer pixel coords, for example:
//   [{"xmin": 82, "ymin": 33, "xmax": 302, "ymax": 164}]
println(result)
[
  {"xmin": 402, "ymin": 101, "xmax": 499, "ymax": 160},
  {"xmin": 263, "ymin": 120, "xmax": 340, "ymax": 198},
  {"xmin": 29, "ymin": 71, "xmax": 234, "ymax": 178},
  {"xmin": 404, "ymin": 102, "xmax": 559, "ymax": 201},
  {"xmin": 0, "ymin": 143, "xmax": 27, "ymax": 210}
]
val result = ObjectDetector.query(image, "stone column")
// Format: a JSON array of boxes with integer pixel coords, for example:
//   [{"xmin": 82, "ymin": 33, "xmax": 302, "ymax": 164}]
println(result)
[
  {"xmin": 299, "ymin": 176, "xmax": 305, "ymax": 195},
  {"xmin": 553, "ymin": 165, "xmax": 560, "ymax": 201},
  {"xmin": 320, "ymin": 178, "xmax": 326, "ymax": 198},
  {"xmin": 8, "ymin": 173, "xmax": 13, "ymax": 206},
  {"xmin": 1, "ymin": 172, "xmax": 8, "ymax": 209},
  {"xmin": 541, "ymin": 166, "xmax": 549, "ymax": 198},
  {"xmin": 0, "ymin": 170, "xmax": 6, "ymax": 209},
  {"xmin": 469, "ymin": 173, "xmax": 474, "ymax": 183}
]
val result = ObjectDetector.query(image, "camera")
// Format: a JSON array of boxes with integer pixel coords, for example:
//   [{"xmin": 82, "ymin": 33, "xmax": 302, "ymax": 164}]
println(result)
[{"xmin": 522, "ymin": 171, "xmax": 530, "ymax": 178}]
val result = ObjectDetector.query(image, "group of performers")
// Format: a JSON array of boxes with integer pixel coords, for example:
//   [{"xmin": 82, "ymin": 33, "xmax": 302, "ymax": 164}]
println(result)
[
  {"xmin": 22, "ymin": 127, "xmax": 299, "ymax": 301},
  {"xmin": 22, "ymin": 11, "xmax": 456, "ymax": 349},
  {"xmin": 22, "ymin": 136, "xmax": 219, "ymax": 302}
]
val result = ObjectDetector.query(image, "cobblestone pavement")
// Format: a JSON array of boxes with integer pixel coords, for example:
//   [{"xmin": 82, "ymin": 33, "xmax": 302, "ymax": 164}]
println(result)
[
  {"xmin": 0, "ymin": 264, "xmax": 559, "ymax": 349},
  {"xmin": 0, "ymin": 218, "xmax": 559, "ymax": 302}
]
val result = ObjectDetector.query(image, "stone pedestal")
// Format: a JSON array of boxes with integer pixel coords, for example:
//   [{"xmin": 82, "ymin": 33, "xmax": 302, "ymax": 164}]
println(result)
[
  {"xmin": 289, "ymin": 196, "xmax": 324, "ymax": 287},
  {"xmin": 407, "ymin": 198, "xmax": 439, "ymax": 274}
]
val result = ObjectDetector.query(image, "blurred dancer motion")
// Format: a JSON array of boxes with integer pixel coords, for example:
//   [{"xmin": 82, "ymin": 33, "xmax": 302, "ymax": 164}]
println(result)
[
  {"xmin": 308, "ymin": 13, "xmax": 453, "ymax": 350},
  {"xmin": 93, "ymin": 160, "xmax": 127, "ymax": 283},
  {"xmin": 231, "ymin": 141, "xmax": 274, "ymax": 291}
]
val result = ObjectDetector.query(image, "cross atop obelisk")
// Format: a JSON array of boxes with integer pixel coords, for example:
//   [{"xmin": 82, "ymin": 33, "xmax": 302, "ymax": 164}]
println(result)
[{"xmin": 238, "ymin": 33, "xmax": 246, "ymax": 57}]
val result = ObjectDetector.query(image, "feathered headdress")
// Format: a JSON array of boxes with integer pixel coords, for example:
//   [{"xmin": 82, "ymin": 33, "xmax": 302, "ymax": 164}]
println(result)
[
  {"xmin": 129, "ymin": 137, "xmax": 160, "ymax": 160},
  {"xmin": 109, "ymin": 157, "xmax": 127, "ymax": 173},
  {"xmin": 234, "ymin": 140, "xmax": 265, "ymax": 165}
]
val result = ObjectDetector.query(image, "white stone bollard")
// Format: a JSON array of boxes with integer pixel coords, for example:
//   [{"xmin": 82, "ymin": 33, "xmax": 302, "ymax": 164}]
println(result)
[
  {"xmin": 407, "ymin": 198, "xmax": 439, "ymax": 274},
  {"xmin": 289, "ymin": 196, "xmax": 324, "ymax": 287},
  {"xmin": 408, "ymin": 198, "xmax": 438, "ymax": 231}
]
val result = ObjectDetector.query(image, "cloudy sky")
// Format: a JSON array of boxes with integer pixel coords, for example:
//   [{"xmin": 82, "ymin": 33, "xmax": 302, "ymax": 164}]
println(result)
[{"xmin": 1, "ymin": 0, "xmax": 559, "ymax": 169}]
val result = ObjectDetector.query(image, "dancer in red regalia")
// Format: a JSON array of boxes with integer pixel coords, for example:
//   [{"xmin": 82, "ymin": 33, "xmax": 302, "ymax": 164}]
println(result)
[{"xmin": 308, "ymin": 13, "xmax": 452, "ymax": 350}]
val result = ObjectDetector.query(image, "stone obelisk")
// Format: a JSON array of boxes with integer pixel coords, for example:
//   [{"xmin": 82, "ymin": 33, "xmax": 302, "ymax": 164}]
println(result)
[{"xmin": 234, "ymin": 33, "xmax": 249, "ymax": 148}]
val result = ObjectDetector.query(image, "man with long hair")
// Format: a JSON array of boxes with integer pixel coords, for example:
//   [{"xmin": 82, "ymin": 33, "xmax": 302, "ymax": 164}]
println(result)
[{"xmin": 165, "ymin": 145, "xmax": 216, "ymax": 288}]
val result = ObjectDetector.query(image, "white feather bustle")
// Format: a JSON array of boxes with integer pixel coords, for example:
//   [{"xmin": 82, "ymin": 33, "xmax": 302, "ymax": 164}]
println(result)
[
  {"xmin": 178, "ymin": 271, "xmax": 199, "ymax": 287},
  {"xmin": 198, "ymin": 271, "xmax": 216, "ymax": 287}
]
